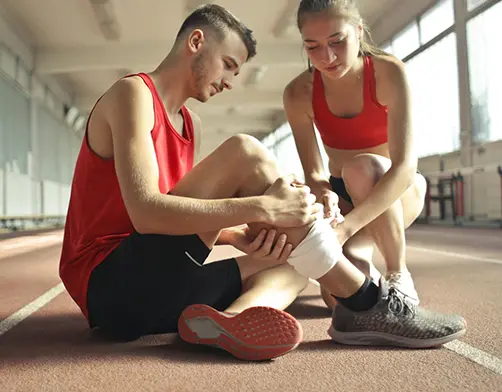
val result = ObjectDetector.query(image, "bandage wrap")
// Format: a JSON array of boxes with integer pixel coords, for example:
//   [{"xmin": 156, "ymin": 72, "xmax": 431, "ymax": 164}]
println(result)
[{"xmin": 287, "ymin": 217, "xmax": 343, "ymax": 280}]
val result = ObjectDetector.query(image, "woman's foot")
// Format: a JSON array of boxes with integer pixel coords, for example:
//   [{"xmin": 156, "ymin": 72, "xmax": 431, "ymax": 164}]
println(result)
[{"xmin": 386, "ymin": 271, "xmax": 420, "ymax": 305}]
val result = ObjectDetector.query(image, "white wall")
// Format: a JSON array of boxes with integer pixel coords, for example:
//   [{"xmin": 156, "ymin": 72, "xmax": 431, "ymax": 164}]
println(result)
[
  {"xmin": 0, "ymin": 7, "xmax": 72, "ymax": 105},
  {"xmin": 0, "ymin": 9, "xmax": 80, "ymax": 220}
]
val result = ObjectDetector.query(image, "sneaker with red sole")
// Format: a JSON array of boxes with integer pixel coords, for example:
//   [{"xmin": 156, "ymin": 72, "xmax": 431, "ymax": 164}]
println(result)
[{"xmin": 178, "ymin": 304, "xmax": 303, "ymax": 361}]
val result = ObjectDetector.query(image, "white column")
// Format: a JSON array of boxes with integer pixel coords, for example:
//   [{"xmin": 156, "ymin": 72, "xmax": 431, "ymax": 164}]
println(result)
[
  {"xmin": 453, "ymin": 0, "xmax": 474, "ymax": 217},
  {"xmin": 29, "ymin": 90, "xmax": 41, "ymax": 215}
]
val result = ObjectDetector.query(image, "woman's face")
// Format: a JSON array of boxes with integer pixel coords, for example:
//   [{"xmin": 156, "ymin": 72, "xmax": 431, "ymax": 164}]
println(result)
[{"xmin": 300, "ymin": 12, "xmax": 362, "ymax": 79}]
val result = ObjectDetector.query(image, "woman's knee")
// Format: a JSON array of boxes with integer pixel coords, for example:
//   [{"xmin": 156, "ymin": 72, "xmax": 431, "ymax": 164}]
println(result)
[
  {"xmin": 402, "ymin": 173, "xmax": 427, "ymax": 226},
  {"xmin": 342, "ymin": 154, "xmax": 389, "ymax": 201},
  {"xmin": 415, "ymin": 173, "xmax": 427, "ymax": 205}
]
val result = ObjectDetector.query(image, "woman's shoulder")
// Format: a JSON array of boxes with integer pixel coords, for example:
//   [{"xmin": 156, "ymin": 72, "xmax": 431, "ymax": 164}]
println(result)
[
  {"xmin": 370, "ymin": 54, "xmax": 407, "ymax": 81},
  {"xmin": 368, "ymin": 54, "xmax": 409, "ymax": 105},
  {"xmin": 283, "ymin": 68, "xmax": 314, "ymax": 105}
]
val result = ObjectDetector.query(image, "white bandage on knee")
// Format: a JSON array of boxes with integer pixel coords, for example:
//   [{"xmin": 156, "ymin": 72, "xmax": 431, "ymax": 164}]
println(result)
[{"xmin": 287, "ymin": 215, "xmax": 343, "ymax": 280}]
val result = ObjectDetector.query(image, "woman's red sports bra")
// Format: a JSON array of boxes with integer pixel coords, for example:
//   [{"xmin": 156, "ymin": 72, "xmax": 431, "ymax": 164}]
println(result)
[{"xmin": 312, "ymin": 56, "xmax": 388, "ymax": 150}]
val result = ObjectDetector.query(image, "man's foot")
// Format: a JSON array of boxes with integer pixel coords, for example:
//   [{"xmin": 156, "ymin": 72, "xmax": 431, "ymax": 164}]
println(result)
[
  {"xmin": 178, "ymin": 304, "xmax": 303, "ymax": 361},
  {"xmin": 328, "ymin": 278, "xmax": 466, "ymax": 348},
  {"xmin": 386, "ymin": 271, "xmax": 420, "ymax": 305}
]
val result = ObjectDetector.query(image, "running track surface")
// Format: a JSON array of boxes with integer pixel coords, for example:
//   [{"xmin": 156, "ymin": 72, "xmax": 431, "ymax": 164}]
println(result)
[{"xmin": 1, "ymin": 225, "xmax": 501, "ymax": 391}]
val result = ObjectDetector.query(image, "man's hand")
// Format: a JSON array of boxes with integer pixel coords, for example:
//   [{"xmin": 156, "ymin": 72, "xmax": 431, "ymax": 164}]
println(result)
[
  {"xmin": 223, "ymin": 227, "xmax": 293, "ymax": 263},
  {"xmin": 263, "ymin": 174, "xmax": 322, "ymax": 227}
]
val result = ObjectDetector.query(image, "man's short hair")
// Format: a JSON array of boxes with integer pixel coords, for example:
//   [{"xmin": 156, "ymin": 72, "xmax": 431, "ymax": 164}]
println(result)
[{"xmin": 176, "ymin": 4, "xmax": 257, "ymax": 61}]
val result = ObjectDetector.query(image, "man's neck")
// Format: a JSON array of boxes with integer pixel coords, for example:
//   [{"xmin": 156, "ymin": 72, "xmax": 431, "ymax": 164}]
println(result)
[{"xmin": 148, "ymin": 54, "xmax": 192, "ymax": 116}]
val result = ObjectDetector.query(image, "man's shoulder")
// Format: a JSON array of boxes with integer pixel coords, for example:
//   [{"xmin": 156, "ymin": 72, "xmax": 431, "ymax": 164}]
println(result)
[
  {"xmin": 93, "ymin": 75, "xmax": 154, "ymax": 120},
  {"xmin": 108, "ymin": 75, "xmax": 151, "ymax": 102}
]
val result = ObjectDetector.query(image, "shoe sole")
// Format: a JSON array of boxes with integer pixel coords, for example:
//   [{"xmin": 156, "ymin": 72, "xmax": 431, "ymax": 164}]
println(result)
[
  {"xmin": 178, "ymin": 304, "xmax": 303, "ymax": 361},
  {"xmin": 328, "ymin": 325, "xmax": 466, "ymax": 348}
]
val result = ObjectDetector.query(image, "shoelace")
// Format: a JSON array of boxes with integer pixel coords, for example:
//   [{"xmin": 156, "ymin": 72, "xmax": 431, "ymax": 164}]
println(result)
[
  {"xmin": 386, "ymin": 272, "xmax": 409, "ymax": 285},
  {"xmin": 387, "ymin": 287, "xmax": 416, "ymax": 317},
  {"xmin": 386, "ymin": 272, "xmax": 419, "ymax": 301}
]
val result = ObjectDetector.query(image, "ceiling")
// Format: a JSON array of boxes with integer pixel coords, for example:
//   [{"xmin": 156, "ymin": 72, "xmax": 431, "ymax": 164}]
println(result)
[{"xmin": 0, "ymin": 0, "xmax": 399, "ymax": 157}]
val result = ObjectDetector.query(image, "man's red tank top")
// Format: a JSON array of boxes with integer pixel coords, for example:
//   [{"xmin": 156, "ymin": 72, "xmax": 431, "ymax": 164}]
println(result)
[
  {"xmin": 59, "ymin": 73, "xmax": 195, "ymax": 321},
  {"xmin": 312, "ymin": 56, "xmax": 388, "ymax": 150}
]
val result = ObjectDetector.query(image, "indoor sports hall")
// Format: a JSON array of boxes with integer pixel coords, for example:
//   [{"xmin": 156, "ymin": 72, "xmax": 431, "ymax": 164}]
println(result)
[{"xmin": 1, "ymin": 1, "xmax": 501, "ymax": 391}]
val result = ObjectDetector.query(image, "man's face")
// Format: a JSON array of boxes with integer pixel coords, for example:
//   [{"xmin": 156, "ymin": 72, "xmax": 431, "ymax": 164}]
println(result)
[{"xmin": 188, "ymin": 29, "xmax": 248, "ymax": 102}]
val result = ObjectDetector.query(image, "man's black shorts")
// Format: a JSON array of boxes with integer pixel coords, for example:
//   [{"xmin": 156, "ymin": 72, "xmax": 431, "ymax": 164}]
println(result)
[{"xmin": 87, "ymin": 231, "xmax": 242, "ymax": 340}]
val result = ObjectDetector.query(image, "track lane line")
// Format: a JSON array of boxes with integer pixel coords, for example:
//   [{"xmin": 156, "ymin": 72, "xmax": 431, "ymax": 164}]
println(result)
[
  {"xmin": 408, "ymin": 245, "xmax": 502, "ymax": 265},
  {"xmin": 0, "ymin": 283, "xmax": 65, "ymax": 336}
]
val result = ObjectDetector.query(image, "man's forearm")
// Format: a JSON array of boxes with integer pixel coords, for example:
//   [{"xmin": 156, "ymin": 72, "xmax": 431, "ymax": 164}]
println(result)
[{"xmin": 131, "ymin": 194, "xmax": 269, "ymax": 236}]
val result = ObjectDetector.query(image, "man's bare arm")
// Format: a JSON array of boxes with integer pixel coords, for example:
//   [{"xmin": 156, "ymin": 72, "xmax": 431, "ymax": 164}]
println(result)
[{"xmin": 103, "ymin": 77, "xmax": 271, "ymax": 235}]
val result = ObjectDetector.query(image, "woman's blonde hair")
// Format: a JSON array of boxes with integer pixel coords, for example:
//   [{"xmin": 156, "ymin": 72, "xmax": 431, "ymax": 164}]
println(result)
[{"xmin": 297, "ymin": 0, "xmax": 390, "ymax": 69}]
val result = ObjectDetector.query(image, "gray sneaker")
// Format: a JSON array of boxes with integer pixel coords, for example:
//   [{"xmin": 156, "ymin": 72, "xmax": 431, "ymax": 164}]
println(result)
[{"xmin": 328, "ymin": 278, "xmax": 466, "ymax": 348}]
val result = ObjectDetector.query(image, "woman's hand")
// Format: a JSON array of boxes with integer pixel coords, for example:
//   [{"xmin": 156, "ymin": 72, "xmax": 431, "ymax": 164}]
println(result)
[{"xmin": 317, "ymin": 188, "xmax": 345, "ymax": 226}]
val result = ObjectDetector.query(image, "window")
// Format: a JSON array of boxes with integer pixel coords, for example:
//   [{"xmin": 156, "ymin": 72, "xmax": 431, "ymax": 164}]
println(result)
[
  {"xmin": 405, "ymin": 33, "xmax": 461, "ymax": 157},
  {"xmin": 0, "ymin": 76, "xmax": 30, "ymax": 175},
  {"xmin": 467, "ymin": 0, "xmax": 490, "ymax": 12},
  {"xmin": 419, "ymin": 0, "xmax": 454, "ymax": 44},
  {"xmin": 467, "ymin": 1, "xmax": 502, "ymax": 143},
  {"xmin": 381, "ymin": 42, "xmax": 393, "ymax": 55},
  {"xmin": 391, "ymin": 21, "xmax": 420, "ymax": 59}
]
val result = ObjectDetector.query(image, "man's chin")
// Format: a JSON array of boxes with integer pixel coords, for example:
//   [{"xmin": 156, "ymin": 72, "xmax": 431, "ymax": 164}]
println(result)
[{"xmin": 193, "ymin": 93, "xmax": 211, "ymax": 103}]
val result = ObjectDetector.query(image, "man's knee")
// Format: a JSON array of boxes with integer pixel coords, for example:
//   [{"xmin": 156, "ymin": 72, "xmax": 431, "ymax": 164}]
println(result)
[
  {"xmin": 288, "ymin": 219, "xmax": 342, "ymax": 280},
  {"xmin": 342, "ymin": 154, "xmax": 388, "ymax": 201},
  {"xmin": 224, "ymin": 134, "xmax": 275, "ymax": 166},
  {"xmin": 222, "ymin": 134, "xmax": 279, "ymax": 197}
]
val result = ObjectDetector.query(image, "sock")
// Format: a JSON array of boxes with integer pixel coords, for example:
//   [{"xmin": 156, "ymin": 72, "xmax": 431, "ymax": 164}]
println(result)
[{"xmin": 334, "ymin": 277, "xmax": 379, "ymax": 312}]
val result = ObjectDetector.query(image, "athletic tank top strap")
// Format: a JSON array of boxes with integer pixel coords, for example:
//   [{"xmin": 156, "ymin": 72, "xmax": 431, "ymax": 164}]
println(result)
[
  {"xmin": 363, "ymin": 56, "xmax": 385, "ymax": 108},
  {"xmin": 312, "ymin": 68, "xmax": 329, "ymax": 117},
  {"xmin": 121, "ymin": 72, "xmax": 194, "ymax": 143}
]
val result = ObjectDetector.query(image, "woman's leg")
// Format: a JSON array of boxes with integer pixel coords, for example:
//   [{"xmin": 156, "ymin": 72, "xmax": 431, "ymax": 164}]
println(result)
[{"xmin": 340, "ymin": 153, "xmax": 427, "ymax": 302}]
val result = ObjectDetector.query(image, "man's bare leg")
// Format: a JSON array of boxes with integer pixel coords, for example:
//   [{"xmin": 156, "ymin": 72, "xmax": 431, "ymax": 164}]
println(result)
[
  {"xmin": 320, "ymin": 197, "xmax": 377, "ymax": 310},
  {"xmin": 226, "ymin": 263, "xmax": 309, "ymax": 313},
  {"xmin": 174, "ymin": 134, "xmax": 466, "ymax": 354},
  {"xmin": 172, "ymin": 134, "xmax": 334, "ymax": 360},
  {"xmin": 171, "ymin": 134, "xmax": 370, "ymax": 308},
  {"xmin": 170, "ymin": 134, "xmax": 315, "ymax": 311}
]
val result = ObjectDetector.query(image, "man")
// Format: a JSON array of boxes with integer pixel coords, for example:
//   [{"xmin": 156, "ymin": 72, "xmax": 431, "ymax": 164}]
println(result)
[{"xmin": 60, "ymin": 4, "xmax": 466, "ymax": 362}]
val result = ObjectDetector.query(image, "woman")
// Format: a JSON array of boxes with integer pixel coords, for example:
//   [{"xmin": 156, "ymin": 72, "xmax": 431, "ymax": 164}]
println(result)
[{"xmin": 283, "ymin": 0, "xmax": 427, "ymax": 308}]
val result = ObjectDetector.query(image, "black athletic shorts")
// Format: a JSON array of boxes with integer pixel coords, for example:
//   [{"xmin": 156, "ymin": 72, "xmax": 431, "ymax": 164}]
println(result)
[
  {"xmin": 87, "ymin": 231, "xmax": 242, "ymax": 340},
  {"xmin": 329, "ymin": 176, "xmax": 353, "ymax": 205}
]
